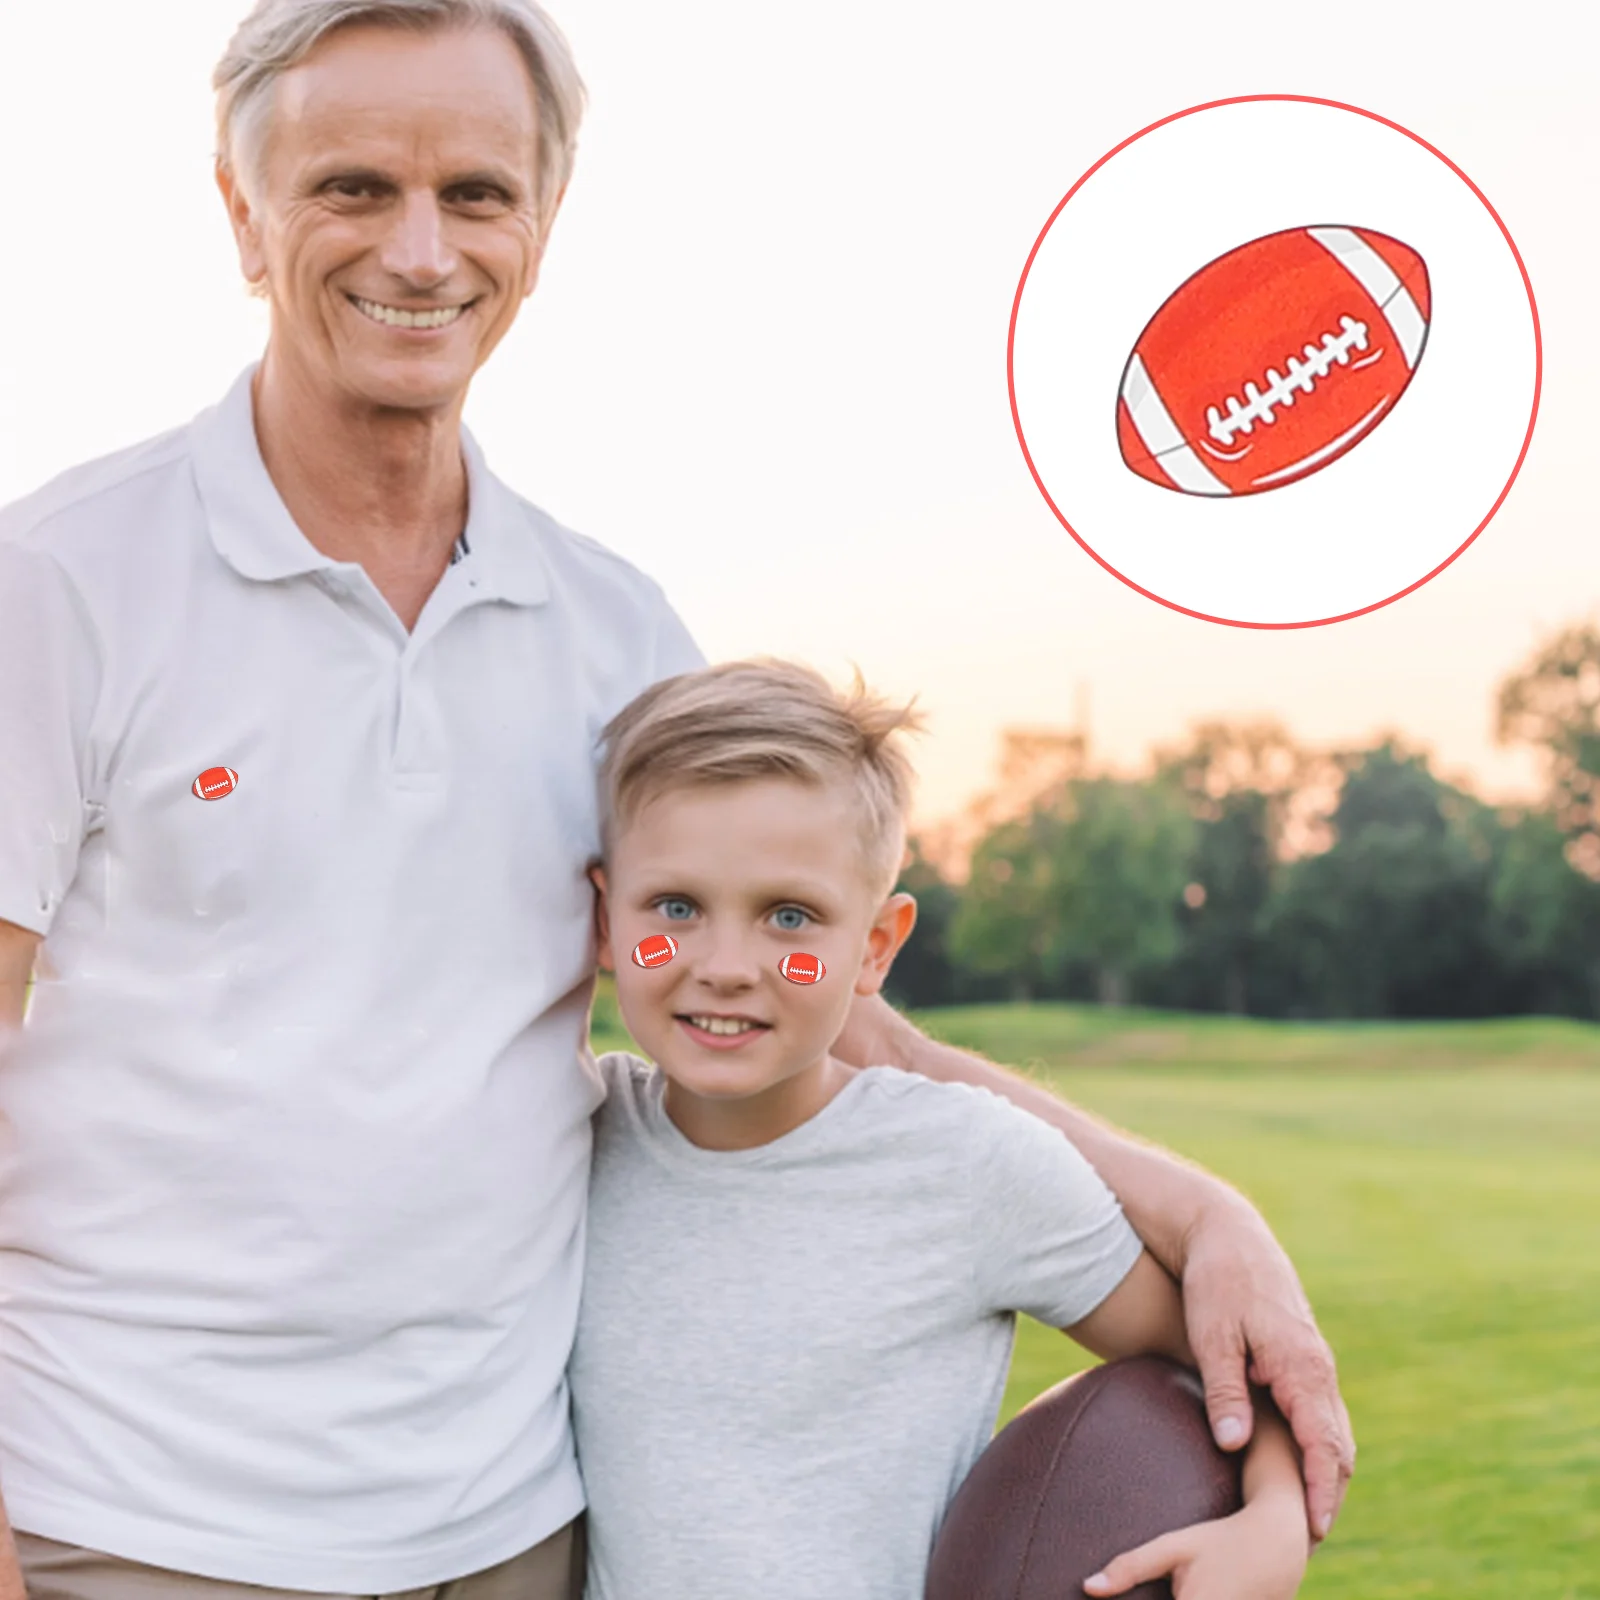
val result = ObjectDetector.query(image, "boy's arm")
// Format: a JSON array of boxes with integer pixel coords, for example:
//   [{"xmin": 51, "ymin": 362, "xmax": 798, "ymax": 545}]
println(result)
[
  {"xmin": 834, "ymin": 990, "xmax": 1352, "ymax": 1539},
  {"xmin": 1066, "ymin": 1251, "xmax": 1311, "ymax": 1600}
]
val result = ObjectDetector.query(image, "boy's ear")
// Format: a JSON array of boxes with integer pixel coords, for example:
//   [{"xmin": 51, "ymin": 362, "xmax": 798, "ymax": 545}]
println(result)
[
  {"xmin": 588, "ymin": 864, "xmax": 615, "ymax": 972},
  {"xmin": 855, "ymin": 892, "xmax": 918, "ymax": 997}
]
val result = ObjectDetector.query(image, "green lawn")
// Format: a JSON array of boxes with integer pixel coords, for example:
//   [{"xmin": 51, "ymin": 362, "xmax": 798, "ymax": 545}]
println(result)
[{"xmin": 590, "ymin": 985, "xmax": 1600, "ymax": 1600}]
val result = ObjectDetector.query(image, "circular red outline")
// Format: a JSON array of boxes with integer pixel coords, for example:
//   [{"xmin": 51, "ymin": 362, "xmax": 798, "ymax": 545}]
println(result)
[{"xmin": 1006, "ymin": 94, "xmax": 1543, "ymax": 630}]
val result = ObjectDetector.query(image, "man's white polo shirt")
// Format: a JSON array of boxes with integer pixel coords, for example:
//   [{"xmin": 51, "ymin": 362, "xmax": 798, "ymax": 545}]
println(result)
[{"xmin": 0, "ymin": 365, "xmax": 705, "ymax": 1591}]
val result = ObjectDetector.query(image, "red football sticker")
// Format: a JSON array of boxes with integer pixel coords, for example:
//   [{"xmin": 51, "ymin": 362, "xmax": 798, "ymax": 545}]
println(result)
[
  {"xmin": 631, "ymin": 933, "xmax": 679, "ymax": 970},
  {"xmin": 779, "ymin": 952, "xmax": 826, "ymax": 985},
  {"xmin": 1117, "ymin": 225, "xmax": 1430, "ymax": 497},
  {"xmin": 191, "ymin": 766, "xmax": 239, "ymax": 801}
]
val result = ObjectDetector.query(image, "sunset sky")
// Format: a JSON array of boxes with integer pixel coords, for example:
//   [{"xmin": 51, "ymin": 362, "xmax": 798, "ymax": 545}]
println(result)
[{"xmin": 1, "ymin": 0, "xmax": 1593, "ymax": 847}]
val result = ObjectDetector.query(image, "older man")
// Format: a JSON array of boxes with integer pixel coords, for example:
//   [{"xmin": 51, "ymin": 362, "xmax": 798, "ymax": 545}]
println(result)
[{"xmin": 0, "ymin": 2, "xmax": 1353, "ymax": 1597}]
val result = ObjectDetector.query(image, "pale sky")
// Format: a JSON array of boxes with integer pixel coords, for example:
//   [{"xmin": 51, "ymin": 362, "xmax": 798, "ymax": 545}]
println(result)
[{"xmin": 1, "ymin": 0, "xmax": 1594, "ymax": 843}]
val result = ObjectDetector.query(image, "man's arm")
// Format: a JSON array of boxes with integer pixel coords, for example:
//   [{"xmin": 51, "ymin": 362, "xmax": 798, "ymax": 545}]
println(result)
[
  {"xmin": 833, "ymin": 990, "xmax": 1354, "ymax": 1541},
  {"xmin": 0, "ymin": 917, "xmax": 40, "ymax": 1600}
]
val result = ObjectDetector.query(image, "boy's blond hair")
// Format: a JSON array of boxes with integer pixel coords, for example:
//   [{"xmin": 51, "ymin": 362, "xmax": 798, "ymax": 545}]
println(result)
[{"xmin": 596, "ymin": 658, "xmax": 925, "ymax": 903}]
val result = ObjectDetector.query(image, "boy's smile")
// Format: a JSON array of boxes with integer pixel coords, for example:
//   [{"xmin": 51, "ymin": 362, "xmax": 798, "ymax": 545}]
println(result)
[{"xmin": 591, "ymin": 776, "xmax": 915, "ymax": 1150}]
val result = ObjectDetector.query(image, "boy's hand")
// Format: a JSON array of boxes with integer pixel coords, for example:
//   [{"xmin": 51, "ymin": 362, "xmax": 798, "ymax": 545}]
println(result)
[{"xmin": 1083, "ymin": 1494, "xmax": 1310, "ymax": 1600}]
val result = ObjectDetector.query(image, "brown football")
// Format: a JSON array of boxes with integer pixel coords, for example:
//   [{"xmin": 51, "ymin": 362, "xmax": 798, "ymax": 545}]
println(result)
[{"xmin": 925, "ymin": 1355, "xmax": 1242, "ymax": 1600}]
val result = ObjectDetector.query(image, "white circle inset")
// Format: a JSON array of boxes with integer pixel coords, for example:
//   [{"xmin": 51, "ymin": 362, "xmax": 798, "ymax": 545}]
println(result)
[{"xmin": 1008, "ymin": 96, "xmax": 1541, "ymax": 629}]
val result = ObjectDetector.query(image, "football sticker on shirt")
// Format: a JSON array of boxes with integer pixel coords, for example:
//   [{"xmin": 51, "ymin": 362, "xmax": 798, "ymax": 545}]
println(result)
[
  {"xmin": 1117, "ymin": 225, "xmax": 1430, "ymax": 497},
  {"xmin": 631, "ymin": 934, "xmax": 679, "ymax": 969},
  {"xmin": 778, "ymin": 953, "xmax": 825, "ymax": 985},
  {"xmin": 191, "ymin": 766, "xmax": 240, "ymax": 801}
]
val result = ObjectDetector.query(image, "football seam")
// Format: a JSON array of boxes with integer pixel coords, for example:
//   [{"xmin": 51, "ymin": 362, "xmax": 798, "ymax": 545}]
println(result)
[{"xmin": 1010, "ymin": 1373, "xmax": 1119, "ymax": 1599}]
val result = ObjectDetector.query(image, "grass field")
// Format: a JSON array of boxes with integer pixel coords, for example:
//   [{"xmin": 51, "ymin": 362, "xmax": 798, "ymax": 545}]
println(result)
[{"xmin": 590, "ymin": 985, "xmax": 1600, "ymax": 1600}]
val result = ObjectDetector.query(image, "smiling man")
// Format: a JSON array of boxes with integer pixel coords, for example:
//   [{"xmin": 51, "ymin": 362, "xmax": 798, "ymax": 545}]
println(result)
[{"xmin": 0, "ymin": 3, "xmax": 1352, "ymax": 1599}]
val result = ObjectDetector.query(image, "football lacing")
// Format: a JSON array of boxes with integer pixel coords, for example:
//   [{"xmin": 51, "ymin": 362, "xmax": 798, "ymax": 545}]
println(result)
[{"xmin": 1206, "ymin": 316, "xmax": 1370, "ymax": 445}]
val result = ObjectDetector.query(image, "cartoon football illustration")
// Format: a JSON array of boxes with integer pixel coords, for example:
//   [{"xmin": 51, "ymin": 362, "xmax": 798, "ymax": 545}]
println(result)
[
  {"xmin": 1117, "ymin": 225, "xmax": 1430, "ymax": 497},
  {"xmin": 191, "ymin": 766, "xmax": 239, "ymax": 801},
  {"xmin": 631, "ymin": 933, "xmax": 679, "ymax": 970},
  {"xmin": 778, "ymin": 952, "xmax": 826, "ymax": 985}
]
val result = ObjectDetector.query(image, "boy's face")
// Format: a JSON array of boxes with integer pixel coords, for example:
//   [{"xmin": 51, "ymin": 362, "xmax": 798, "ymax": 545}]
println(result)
[{"xmin": 590, "ymin": 776, "xmax": 916, "ymax": 1129}]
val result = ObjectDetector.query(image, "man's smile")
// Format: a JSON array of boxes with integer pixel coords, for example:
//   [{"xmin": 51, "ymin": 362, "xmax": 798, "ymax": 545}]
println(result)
[{"xmin": 347, "ymin": 293, "xmax": 478, "ymax": 329}]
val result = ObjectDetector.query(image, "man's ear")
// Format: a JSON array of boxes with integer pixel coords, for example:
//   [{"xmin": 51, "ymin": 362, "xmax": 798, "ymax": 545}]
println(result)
[
  {"xmin": 855, "ymin": 892, "xmax": 918, "ymax": 998},
  {"xmin": 524, "ymin": 180, "xmax": 571, "ymax": 298},
  {"xmin": 588, "ymin": 864, "xmax": 615, "ymax": 971},
  {"xmin": 215, "ymin": 158, "xmax": 269, "ymax": 290}
]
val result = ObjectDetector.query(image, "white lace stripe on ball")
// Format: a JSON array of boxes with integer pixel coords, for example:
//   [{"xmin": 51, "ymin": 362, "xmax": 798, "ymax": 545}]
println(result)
[
  {"xmin": 1205, "ymin": 317, "xmax": 1371, "ymax": 446},
  {"xmin": 1307, "ymin": 226, "xmax": 1428, "ymax": 368},
  {"xmin": 1120, "ymin": 354, "xmax": 1232, "ymax": 495}
]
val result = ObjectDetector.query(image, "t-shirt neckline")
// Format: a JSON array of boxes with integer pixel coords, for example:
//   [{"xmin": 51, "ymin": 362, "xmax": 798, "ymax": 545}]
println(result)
[{"xmin": 637, "ymin": 1063, "xmax": 893, "ymax": 1172}]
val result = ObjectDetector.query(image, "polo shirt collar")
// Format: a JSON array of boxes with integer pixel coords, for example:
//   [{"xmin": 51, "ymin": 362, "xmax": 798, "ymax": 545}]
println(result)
[{"xmin": 190, "ymin": 363, "xmax": 549, "ymax": 607}]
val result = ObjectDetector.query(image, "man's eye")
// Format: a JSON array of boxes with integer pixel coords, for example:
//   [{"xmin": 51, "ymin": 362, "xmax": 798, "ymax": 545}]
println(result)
[
  {"xmin": 454, "ymin": 186, "xmax": 506, "ymax": 207},
  {"xmin": 328, "ymin": 180, "xmax": 380, "ymax": 200},
  {"xmin": 773, "ymin": 907, "xmax": 809, "ymax": 932}
]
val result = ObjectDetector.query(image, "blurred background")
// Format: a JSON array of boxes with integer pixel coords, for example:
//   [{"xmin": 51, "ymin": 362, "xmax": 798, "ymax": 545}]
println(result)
[{"xmin": 4, "ymin": 1, "xmax": 1596, "ymax": 1595}]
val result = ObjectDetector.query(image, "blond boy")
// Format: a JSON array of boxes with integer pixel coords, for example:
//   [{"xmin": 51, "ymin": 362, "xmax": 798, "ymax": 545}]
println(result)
[{"xmin": 572, "ymin": 660, "xmax": 1311, "ymax": 1600}]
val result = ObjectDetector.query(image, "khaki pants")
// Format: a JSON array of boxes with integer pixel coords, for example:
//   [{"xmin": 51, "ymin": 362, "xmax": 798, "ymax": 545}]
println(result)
[{"xmin": 13, "ymin": 1519, "xmax": 584, "ymax": 1600}]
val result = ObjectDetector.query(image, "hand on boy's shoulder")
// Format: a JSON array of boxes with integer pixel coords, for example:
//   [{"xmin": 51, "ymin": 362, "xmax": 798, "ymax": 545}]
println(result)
[{"xmin": 589, "ymin": 1048, "xmax": 655, "ymax": 1110}]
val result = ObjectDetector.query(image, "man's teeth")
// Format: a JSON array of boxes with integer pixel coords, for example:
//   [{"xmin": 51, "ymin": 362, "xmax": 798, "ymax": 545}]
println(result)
[
  {"xmin": 353, "ymin": 296, "xmax": 468, "ymax": 329},
  {"xmin": 687, "ymin": 1016, "xmax": 762, "ymax": 1036}
]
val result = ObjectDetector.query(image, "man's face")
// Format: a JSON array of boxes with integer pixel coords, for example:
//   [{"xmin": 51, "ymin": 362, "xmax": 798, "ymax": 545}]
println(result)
[
  {"xmin": 593, "ymin": 778, "xmax": 914, "ymax": 1112},
  {"xmin": 218, "ymin": 23, "xmax": 552, "ymax": 414}
]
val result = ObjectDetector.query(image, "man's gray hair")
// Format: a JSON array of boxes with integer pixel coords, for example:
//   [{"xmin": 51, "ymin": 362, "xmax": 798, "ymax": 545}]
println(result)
[{"xmin": 213, "ymin": 0, "xmax": 586, "ymax": 231}]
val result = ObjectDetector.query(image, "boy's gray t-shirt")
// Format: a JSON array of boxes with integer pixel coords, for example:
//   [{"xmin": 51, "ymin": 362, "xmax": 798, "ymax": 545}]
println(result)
[{"xmin": 571, "ymin": 1054, "xmax": 1145, "ymax": 1600}]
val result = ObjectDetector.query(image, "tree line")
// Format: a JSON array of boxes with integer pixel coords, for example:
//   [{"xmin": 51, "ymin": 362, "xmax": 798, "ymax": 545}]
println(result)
[{"xmin": 886, "ymin": 621, "xmax": 1600, "ymax": 1020}]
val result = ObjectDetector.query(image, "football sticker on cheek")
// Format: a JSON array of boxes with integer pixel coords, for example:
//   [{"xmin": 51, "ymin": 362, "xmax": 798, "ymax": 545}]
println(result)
[
  {"xmin": 631, "ymin": 934, "xmax": 679, "ymax": 970},
  {"xmin": 778, "ymin": 953, "xmax": 826, "ymax": 985}
]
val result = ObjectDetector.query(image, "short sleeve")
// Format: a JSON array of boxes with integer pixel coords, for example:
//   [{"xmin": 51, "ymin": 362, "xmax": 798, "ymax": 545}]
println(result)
[
  {"xmin": 0, "ymin": 542, "xmax": 102, "ymax": 936},
  {"xmin": 966, "ymin": 1091, "xmax": 1145, "ymax": 1328}
]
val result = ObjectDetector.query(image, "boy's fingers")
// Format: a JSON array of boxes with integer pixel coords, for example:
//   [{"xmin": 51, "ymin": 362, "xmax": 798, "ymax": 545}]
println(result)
[{"xmin": 1082, "ymin": 1529, "xmax": 1190, "ymax": 1596}]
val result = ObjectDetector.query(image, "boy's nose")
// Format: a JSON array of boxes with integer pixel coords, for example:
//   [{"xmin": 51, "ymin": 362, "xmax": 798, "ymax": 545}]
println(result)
[{"xmin": 692, "ymin": 931, "xmax": 764, "ymax": 987}]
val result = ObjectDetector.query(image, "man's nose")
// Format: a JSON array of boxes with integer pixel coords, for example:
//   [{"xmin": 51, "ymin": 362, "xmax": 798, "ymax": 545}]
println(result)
[{"xmin": 380, "ymin": 189, "xmax": 457, "ymax": 286}]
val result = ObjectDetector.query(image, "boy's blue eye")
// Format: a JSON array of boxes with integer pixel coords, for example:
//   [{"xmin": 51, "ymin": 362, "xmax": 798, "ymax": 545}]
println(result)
[
  {"xmin": 773, "ymin": 907, "xmax": 809, "ymax": 932},
  {"xmin": 657, "ymin": 898, "xmax": 695, "ymax": 921}
]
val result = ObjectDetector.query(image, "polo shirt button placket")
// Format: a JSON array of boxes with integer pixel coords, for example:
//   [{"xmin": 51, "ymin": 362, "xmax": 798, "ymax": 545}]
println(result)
[{"xmin": 391, "ymin": 651, "xmax": 445, "ymax": 786}]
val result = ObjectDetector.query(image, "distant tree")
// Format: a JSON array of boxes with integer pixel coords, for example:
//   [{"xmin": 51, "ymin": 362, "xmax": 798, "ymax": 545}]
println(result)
[
  {"xmin": 951, "ymin": 778, "xmax": 1195, "ymax": 1006},
  {"xmin": 1488, "ymin": 809, "xmax": 1600, "ymax": 1017},
  {"xmin": 882, "ymin": 836, "xmax": 966, "ymax": 1010},
  {"xmin": 1156, "ymin": 791, "xmax": 1276, "ymax": 1014},
  {"xmin": 1496, "ymin": 620, "xmax": 1600, "ymax": 877},
  {"xmin": 1259, "ymin": 742, "xmax": 1505, "ymax": 1017},
  {"xmin": 1153, "ymin": 721, "xmax": 1313, "ymax": 1012},
  {"xmin": 1156, "ymin": 719, "xmax": 1310, "ymax": 851},
  {"xmin": 947, "ymin": 812, "xmax": 1063, "ymax": 1002}
]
